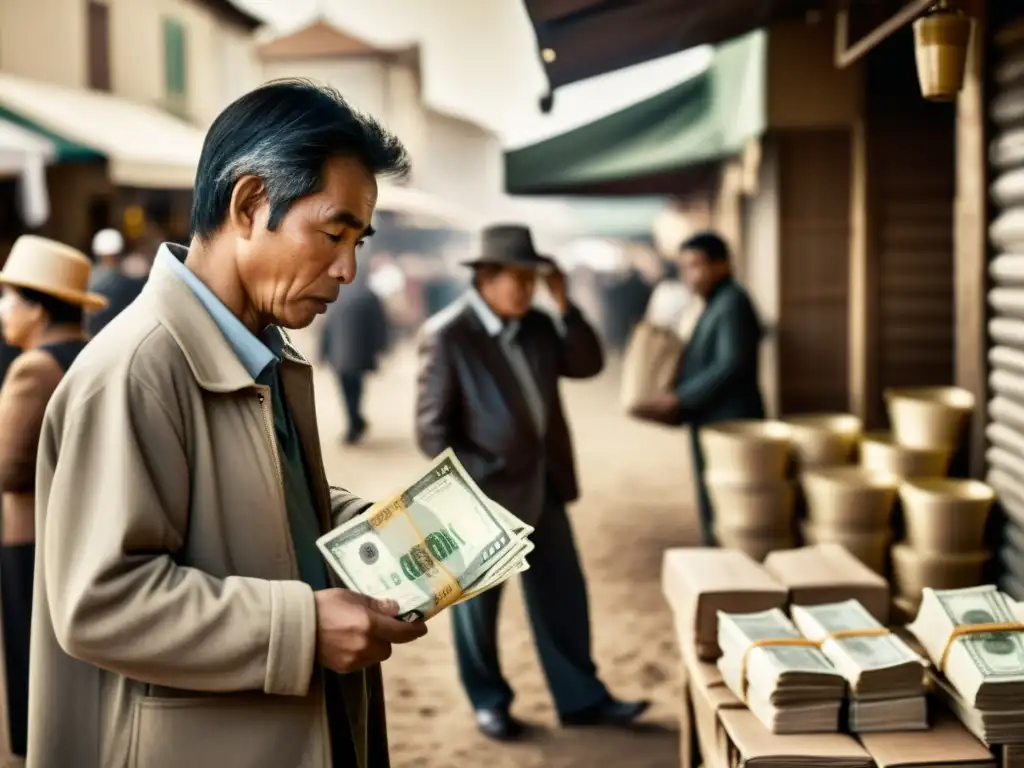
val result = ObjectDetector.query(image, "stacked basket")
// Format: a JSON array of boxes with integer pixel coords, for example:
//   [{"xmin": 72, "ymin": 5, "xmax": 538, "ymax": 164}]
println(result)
[
  {"xmin": 783, "ymin": 414, "xmax": 894, "ymax": 574},
  {"xmin": 873, "ymin": 387, "xmax": 994, "ymax": 615},
  {"xmin": 700, "ymin": 421, "xmax": 794, "ymax": 561}
]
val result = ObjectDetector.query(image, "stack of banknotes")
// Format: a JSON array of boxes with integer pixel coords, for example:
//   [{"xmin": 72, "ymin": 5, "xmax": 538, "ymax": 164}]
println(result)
[
  {"xmin": 717, "ymin": 607, "xmax": 846, "ymax": 733},
  {"xmin": 792, "ymin": 600, "xmax": 928, "ymax": 732},
  {"xmin": 317, "ymin": 449, "xmax": 534, "ymax": 621},
  {"xmin": 909, "ymin": 585, "xmax": 1024, "ymax": 745}
]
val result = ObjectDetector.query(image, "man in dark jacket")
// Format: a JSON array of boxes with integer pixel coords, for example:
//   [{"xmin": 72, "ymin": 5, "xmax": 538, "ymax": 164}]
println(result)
[
  {"xmin": 415, "ymin": 224, "xmax": 648, "ymax": 741},
  {"xmin": 319, "ymin": 254, "xmax": 389, "ymax": 444},
  {"xmin": 636, "ymin": 231, "xmax": 765, "ymax": 545},
  {"xmin": 85, "ymin": 229, "xmax": 146, "ymax": 337}
]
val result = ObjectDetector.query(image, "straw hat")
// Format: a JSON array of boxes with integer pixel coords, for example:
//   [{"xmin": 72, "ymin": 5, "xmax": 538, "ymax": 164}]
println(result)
[{"xmin": 0, "ymin": 235, "xmax": 109, "ymax": 310}]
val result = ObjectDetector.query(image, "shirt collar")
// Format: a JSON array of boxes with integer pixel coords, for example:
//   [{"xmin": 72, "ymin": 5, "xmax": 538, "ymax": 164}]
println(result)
[
  {"xmin": 156, "ymin": 244, "xmax": 282, "ymax": 381},
  {"xmin": 467, "ymin": 288, "xmax": 520, "ymax": 340}
]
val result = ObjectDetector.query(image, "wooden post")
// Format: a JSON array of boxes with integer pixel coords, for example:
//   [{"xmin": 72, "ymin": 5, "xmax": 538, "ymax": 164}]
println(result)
[
  {"xmin": 848, "ymin": 118, "xmax": 880, "ymax": 425},
  {"xmin": 954, "ymin": 0, "xmax": 989, "ymax": 479}
]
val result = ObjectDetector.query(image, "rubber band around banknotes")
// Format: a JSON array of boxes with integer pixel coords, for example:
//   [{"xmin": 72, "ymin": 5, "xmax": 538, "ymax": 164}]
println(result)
[
  {"xmin": 371, "ymin": 492, "xmax": 465, "ymax": 615},
  {"xmin": 938, "ymin": 621, "xmax": 1024, "ymax": 672},
  {"xmin": 739, "ymin": 638, "xmax": 819, "ymax": 702},
  {"xmin": 819, "ymin": 627, "xmax": 892, "ymax": 644}
]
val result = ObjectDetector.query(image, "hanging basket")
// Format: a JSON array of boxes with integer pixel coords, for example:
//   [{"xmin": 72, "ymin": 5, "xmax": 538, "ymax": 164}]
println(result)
[{"xmin": 913, "ymin": 3, "xmax": 973, "ymax": 101}]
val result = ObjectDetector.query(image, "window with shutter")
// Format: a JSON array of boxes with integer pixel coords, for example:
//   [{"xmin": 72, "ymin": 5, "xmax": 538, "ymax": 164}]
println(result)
[
  {"xmin": 163, "ymin": 18, "xmax": 188, "ymax": 117},
  {"xmin": 87, "ymin": 1, "xmax": 111, "ymax": 92}
]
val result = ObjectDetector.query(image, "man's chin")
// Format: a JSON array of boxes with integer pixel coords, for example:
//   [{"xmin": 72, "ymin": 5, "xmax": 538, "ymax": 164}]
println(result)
[{"xmin": 276, "ymin": 312, "xmax": 317, "ymax": 330}]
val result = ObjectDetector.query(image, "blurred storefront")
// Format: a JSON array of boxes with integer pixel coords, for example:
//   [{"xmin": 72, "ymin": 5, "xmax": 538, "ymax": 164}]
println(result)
[{"xmin": 516, "ymin": 0, "xmax": 1023, "ymax": 591}]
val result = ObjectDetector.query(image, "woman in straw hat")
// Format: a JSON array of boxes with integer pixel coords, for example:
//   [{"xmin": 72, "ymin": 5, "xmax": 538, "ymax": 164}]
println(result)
[{"xmin": 0, "ymin": 234, "xmax": 106, "ymax": 758}]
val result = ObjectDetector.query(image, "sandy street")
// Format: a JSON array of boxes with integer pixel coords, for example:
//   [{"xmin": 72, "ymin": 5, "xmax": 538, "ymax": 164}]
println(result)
[{"xmin": 291, "ymin": 327, "xmax": 700, "ymax": 768}]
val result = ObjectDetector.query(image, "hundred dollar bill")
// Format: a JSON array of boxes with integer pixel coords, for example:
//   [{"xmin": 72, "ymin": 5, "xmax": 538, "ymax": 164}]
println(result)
[
  {"xmin": 792, "ymin": 600, "xmax": 924, "ymax": 694},
  {"xmin": 317, "ymin": 448, "xmax": 530, "ymax": 621},
  {"xmin": 908, "ymin": 585, "xmax": 1024, "ymax": 710},
  {"xmin": 718, "ymin": 608, "xmax": 841, "ymax": 701}
]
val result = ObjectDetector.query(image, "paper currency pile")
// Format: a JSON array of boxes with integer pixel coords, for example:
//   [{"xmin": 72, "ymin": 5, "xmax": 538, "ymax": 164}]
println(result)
[
  {"xmin": 792, "ymin": 600, "xmax": 928, "ymax": 732},
  {"xmin": 908, "ymin": 585, "xmax": 1024, "ymax": 745},
  {"xmin": 717, "ymin": 607, "xmax": 846, "ymax": 733},
  {"xmin": 317, "ymin": 449, "xmax": 534, "ymax": 621}
]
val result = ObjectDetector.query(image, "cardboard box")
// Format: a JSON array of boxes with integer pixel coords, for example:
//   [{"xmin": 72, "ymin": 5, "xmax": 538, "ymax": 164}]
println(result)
[
  {"xmin": 679, "ymin": 633, "xmax": 872, "ymax": 767},
  {"xmin": 859, "ymin": 714, "xmax": 994, "ymax": 767},
  {"xmin": 764, "ymin": 543, "xmax": 890, "ymax": 624},
  {"xmin": 662, "ymin": 547, "xmax": 788, "ymax": 660}
]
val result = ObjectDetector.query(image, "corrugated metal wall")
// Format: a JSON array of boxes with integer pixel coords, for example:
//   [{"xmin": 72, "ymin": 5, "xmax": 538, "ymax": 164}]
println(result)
[
  {"xmin": 776, "ymin": 129, "xmax": 852, "ymax": 414},
  {"xmin": 986, "ymin": 16, "xmax": 1024, "ymax": 599},
  {"xmin": 864, "ymin": 31, "xmax": 957, "ymax": 426}
]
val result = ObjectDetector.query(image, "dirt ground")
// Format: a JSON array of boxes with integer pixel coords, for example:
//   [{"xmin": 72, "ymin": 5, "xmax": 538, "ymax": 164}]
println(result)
[{"xmin": 292, "ymin": 328, "xmax": 700, "ymax": 768}]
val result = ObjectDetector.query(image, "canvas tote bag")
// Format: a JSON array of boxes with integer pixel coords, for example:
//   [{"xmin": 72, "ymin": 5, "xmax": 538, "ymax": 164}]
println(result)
[{"xmin": 621, "ymin": 286, "xmax": 704, "ymax": 414}]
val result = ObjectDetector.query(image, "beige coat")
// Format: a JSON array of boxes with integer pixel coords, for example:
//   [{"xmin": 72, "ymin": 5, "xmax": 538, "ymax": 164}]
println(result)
[{"xmin": 28, "ymin": 258, "xmax": 387, "ymax": 768}]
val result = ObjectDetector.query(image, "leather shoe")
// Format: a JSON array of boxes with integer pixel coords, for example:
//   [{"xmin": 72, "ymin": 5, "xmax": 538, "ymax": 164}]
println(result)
[
  {"xmin": 561, "ymin": 697, "xmax": 651, "ymax": 727},
  {"xmin": 475, "ymin": 709, "xmax": 525, "ymax": 741}
]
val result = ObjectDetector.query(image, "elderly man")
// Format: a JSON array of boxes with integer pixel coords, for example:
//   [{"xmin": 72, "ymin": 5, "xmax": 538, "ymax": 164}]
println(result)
[
  {"xmin": 28, "ymin": 80, "xmax": 427, "ymax": 768},
  {"xmin": 416, "ymin": 225, "xmax": 648, "ymax": 741}
]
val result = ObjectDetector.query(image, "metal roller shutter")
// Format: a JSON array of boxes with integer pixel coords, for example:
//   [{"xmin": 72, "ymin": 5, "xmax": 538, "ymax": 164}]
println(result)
[{"xmin": 987, "ymin": 17, "xmax": 1024, "ymax": 599}]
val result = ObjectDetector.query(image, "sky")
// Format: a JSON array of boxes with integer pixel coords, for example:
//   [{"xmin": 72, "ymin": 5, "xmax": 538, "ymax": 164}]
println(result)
[{"xmin": 233, "ymin": 0, "xmax": 709, "ymax": 148}]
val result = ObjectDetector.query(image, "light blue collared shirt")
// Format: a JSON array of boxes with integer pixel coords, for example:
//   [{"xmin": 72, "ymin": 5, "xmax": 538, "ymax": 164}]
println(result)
[{"xmin": 157, "ymin": 243, "xmax": 282, "ymax": 381}]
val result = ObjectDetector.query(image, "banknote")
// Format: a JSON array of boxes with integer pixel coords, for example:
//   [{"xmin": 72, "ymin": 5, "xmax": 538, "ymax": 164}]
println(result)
[
  {"xmin": 792, "ymin": 600, "xmax": 923, "ymax": 678},
  {"xmin": 908, "ymin": 585, "xmax": 1024, "ymax": 710},
  {"xmin": 317, "ymin": 448, "xmax": 533, "ymax": 621}
]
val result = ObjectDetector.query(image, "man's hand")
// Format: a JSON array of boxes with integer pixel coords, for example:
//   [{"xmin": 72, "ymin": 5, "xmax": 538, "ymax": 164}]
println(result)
[
  {"xmin": 631, "ymin": 391, "xmax": 682, "ymax": 425},
  {"xmin": 314, "ymin": 589, "xmax": 427, "ymax": 674},
  {"xmin": 545, "ymin": 267, "xmax": 570, "ymax": 314}
]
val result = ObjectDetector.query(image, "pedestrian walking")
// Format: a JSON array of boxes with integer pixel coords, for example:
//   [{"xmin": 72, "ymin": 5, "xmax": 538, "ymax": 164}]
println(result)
[
  {"xmin": 27, "ymin": 79, "xmax": 426, "ymax": 768},
  {"xmin": 415, "ymin": 224, "xmax": 649, "ymax": 741},
  {"xmin": 319, "ymin": 252, "xmax": 390, "ymax": 444},
  {"xmin": 634, "ymin": 231, "xmax": 766, "ymax": 545},
  {"xmin": 84, "ymin": 228, "xmax": 146, "ymax": 337},
  {"xmin": 0, "ymin": 235, "xmax": 103, "ymax": 760}
]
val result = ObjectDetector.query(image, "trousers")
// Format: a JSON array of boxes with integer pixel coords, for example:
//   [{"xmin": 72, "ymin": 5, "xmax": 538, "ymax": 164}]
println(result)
[{"xmin": 450, "ymin": 492, "xmax": 608, "ymax": 717}]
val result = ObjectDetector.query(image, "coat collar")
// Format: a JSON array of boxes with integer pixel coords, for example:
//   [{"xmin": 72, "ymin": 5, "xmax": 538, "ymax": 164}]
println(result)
[{"xmin": 142, "ymin": 247, "xmax": 310, "ymax": 393}]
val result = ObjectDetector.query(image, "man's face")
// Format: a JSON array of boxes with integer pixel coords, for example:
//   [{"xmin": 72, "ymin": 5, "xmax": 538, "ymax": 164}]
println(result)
[
  {"xmin": 237, "ymin": 155, "xmax": 378, "ymax": 329},
  {"xmin": 478, "ymin": 265, "xmax": 538, "ymax": 319},
  {"xmin": 679, "ymin": 247, "xmax": 719, "ymax": 298}
]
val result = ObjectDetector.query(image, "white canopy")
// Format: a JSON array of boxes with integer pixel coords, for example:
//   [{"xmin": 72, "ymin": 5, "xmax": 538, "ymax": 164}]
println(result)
[
  {"xmin": 0, "ymin": 116, "xmax": 56, "ymax": 227},
  {"xmin": 0, "ymin": 73, "xmax": 204, "ymax": 189}
]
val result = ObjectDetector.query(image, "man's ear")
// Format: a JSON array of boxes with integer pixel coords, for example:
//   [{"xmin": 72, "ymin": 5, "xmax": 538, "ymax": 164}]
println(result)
[{"xmin": 227, "ymin": 175, "xmax": 265, "ymax": 239}]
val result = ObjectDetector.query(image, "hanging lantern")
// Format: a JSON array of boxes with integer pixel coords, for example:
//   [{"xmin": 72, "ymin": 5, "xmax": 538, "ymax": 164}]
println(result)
[{"xmin": 913, "ymin": 0, "xmax": 973, "ymax": 101}]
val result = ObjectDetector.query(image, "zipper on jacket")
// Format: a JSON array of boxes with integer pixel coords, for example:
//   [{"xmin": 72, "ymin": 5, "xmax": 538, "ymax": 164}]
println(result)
[{"xmin": 256, "ymin": 386, "xmax": 297, "ymax": 578}]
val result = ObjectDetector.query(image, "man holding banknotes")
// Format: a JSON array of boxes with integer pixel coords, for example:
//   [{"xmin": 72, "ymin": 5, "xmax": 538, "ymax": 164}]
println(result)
[
  {"xmin": 415, "ymin": 224, "xmax": 648, "ymax": 741},
  {"xmin": 27, "ymin": 80, "xmax": 426, "ymax": 768}
]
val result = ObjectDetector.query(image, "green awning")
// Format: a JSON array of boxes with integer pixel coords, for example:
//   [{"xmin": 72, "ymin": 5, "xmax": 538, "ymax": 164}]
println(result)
[
  {"xmin": 505, "ymin": 30, "xmax": 765, "ymax": 195},
  {"xmin": 0, "ymin": 106, "xmax": 99, "ymax": 162}
]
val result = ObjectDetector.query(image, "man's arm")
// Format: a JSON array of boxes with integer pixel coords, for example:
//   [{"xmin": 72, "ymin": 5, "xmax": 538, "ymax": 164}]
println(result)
[
  {"xmin": 415, "ymin": 329, "xmax": 458, "ymax": 458},
  {"xmin": 555, "ymin": 304, "xmax": 604, "ymax": 379},
  {"xmin": 330, "ymin": 487, "xmax": 373, "ymax": 528},
  {"xmin": 674, "ymin": 297, "xmax": 760, "ymax": 414},
  {"xmin": 38, "ymin": 375, "xmax": 316, "ymax": 697}
]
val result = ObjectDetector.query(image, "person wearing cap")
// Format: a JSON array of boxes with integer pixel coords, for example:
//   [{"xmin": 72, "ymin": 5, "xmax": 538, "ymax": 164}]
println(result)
[
  {"xmin": 26, "ymin": 80, "xmax": 426, "ymax": 768},
  {"xmin": 0, "ymin": 234, "xmax": 106, "ymax": 759},
  {"xmin": 85, "ymin": 227, "xmax": 146, "ymax": 337},
  {"xmin": 415, "ymin": 224, "xmax": 649, "ymax": 741}
]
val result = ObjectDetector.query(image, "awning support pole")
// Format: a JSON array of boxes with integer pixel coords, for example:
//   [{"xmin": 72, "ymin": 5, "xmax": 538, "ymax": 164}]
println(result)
[{"xmin": 834, "ymin": 0, "xmax": 936, "ymax": 67}]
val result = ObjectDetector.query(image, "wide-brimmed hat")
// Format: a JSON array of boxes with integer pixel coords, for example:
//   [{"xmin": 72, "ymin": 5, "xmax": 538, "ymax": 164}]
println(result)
[
  {"xmin": 0, "ymin": 235, "xmax": 109, "ymax": 310},
  {"xmin": 462, "ymin": 224, "xmax": 555, "ymax": 271}
]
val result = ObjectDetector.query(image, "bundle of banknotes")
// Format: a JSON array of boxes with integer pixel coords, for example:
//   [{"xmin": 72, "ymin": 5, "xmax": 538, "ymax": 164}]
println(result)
[
  {"xmin": 317, "ymin": 449, "xmax": 534, "ymax": 621},
  {"xmin": 717, "ymin": 607, "xmax": 846, "ymax": 733},
  {"xmin": 909, "ymin": 585, "xmax": 1024, "ymax": 745},
  {"xmin": 792, "ymin": 600, "xmax": 928, "ymax": 732}
]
